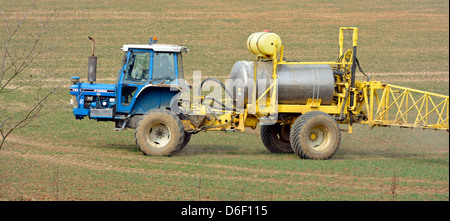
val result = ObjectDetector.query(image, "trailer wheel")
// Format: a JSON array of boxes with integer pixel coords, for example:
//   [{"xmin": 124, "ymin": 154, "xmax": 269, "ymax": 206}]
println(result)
[
  {"xmin": 290, "ymin": 111, "xmax": 341, "ymax": 160},
  {"xmin": 135, "ymin": 109, "xmax": 185, "ymax": 156},
  {"xmin": 260, "ymin": 123, "xmax": 294, "ymax": 153}
]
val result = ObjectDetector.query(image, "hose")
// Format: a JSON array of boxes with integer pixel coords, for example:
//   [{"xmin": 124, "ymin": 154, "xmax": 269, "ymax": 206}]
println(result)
[
  {"xmin": 203, "ymin": 96, "xmax": 235, "ymax": 111},
  {"xmin": 355, "ymin": 57, "xmax": 370, "ymax": 82},
  {"xmin": 200, "ymin": 78, "xmax": 234, "ymax": 99},
  {"xmin": 199, "ymin": 78, "xmax": 236, "ymax": 110}
]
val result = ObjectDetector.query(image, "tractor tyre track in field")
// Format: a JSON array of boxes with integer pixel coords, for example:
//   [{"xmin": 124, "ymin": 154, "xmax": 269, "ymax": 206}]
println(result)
[{"xmin": 2, "ymin": 135, "xmax": 448, "ymax": 198}]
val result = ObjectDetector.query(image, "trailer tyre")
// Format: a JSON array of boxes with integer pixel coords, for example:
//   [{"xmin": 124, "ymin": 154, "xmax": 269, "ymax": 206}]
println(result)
[
  {"xmin": 290, "ymin": 111, "xmax": 341, "ymax": 160},
  {"xmin": 135, "ymin": 109, "xmax": 185, "ymax": 156},
  {"xmin": 179, "ymin": 131, "xmax": 192, "ymax": 150},
  {"xmin": 261, "ymin": 123, "xmax": 293, "ymax": 153}
]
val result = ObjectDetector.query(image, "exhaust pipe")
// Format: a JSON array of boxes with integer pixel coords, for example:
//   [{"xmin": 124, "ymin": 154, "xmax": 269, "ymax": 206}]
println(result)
[{"xmin": 88, "ymin": 36, "xmax": 97, "ymax": 83}]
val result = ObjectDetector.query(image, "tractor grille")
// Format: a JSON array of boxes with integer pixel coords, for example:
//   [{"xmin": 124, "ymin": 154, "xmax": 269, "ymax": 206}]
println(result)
[{"xmin": 90, "ymin": 108, "xmax": 113, "ymax": 118}]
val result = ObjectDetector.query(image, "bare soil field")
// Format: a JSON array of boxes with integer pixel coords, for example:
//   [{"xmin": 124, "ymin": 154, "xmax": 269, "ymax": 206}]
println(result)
[
  {"xmin": 0, "ymin": 0, "xmax": 448, "ymax": 202},
  {"xmin": 1, "ymin": 130, "xmax": 448, "ymax": 201}
]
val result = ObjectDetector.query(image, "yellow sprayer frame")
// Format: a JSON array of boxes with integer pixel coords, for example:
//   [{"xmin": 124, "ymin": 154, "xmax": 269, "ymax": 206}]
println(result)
[
  {"xmin": 363, "ymin": 82, "xmax": 449, "ymax": 130},
  {"xmin": 183, "ymin": 27, "xmax": 448, "ymax": 133}
]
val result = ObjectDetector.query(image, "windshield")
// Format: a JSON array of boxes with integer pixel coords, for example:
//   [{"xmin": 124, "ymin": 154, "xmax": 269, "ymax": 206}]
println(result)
[{"xmin": 123, "ymin": 51, "xmax": 150, "ymax": 84}]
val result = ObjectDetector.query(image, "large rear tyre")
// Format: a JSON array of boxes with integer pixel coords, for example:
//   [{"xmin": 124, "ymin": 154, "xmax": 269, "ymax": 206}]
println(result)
[
  {"xmin": 135, "ymin": 109, "xmax": 185, "ymax": 156},
  {"xmin": 260, "ymin": 123, "xmax": 293, "ymax": 153},
  {"xmin": 290, "ymin": 111, "xmax": 341, "ymax": 160}
]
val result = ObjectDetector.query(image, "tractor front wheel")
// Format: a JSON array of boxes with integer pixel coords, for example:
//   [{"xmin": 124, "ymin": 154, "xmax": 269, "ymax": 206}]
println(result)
[{"xmin": 135, "ymin": 109, "xmax": 185, "ymax": 156}]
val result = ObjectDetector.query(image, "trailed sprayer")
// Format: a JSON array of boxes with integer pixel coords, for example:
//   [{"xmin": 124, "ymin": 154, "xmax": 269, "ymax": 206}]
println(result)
[{"xmin": 69, "ymin": 27, "xmax": 449, "ymax": 159}]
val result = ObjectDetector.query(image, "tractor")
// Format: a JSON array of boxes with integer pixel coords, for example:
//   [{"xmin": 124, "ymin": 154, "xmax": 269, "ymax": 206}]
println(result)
[{"xmin": 70, "ymin": 37, "xmax": 193, "ymax": 153}]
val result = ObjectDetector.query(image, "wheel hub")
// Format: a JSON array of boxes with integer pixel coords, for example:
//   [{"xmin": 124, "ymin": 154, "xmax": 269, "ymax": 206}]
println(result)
[
  {"xmin": 147, "ymin": 123, "xmax": 171, "ymax": 147},
  {"xmin": 309, "ymin": 132, "xmax": 317, "ymax": 141},
  {"xmin": 307, "ymin": 125, "xmax": 330, "ymax": 150},
  {"xmin": 156, "ymin": 128, "xmax": 165, "ymax": 139}
]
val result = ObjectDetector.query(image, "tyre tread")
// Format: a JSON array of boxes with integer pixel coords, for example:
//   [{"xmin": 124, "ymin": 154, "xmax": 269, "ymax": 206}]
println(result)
[{"xmin": 260, "ymin": 124, "xmax": 293, "ymax": 154}]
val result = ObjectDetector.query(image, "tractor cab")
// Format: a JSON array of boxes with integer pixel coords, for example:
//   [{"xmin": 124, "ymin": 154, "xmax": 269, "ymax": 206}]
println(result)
[
  {"xmin": 69, "ymin": 37, "xmax": 188, "ymax": 129},
  {"xmin": 116, "ymin": 43, "xmax": 188, "ymax": 115}
]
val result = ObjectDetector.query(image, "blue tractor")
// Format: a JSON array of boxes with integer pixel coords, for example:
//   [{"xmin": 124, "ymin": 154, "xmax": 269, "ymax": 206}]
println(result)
[{"xmin": 70, "ymin": 37, "xmax": 191, "ymax": 156}]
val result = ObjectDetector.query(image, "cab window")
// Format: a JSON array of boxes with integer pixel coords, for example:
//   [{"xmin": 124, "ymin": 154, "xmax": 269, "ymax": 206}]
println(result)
[
  {"xmin": 152, "ymin": 52, "xmax": 175, "ymax": 82},
  {"xmin": 123, "ymin": 51, "xmax": 150, "ymax": 84},
  {"xmin": 177, "ymin": 52, "xmax": 184, "ymax": 80}
]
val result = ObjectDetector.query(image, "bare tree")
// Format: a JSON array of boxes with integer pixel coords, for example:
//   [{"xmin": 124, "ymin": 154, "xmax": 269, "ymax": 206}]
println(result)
[{"xmin": 0, "ymin": 4, "xmax": 61, "ymax": 149}]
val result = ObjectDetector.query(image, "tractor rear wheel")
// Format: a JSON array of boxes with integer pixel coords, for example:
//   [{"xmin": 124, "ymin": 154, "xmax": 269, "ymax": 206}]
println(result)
[
  {"xmin": 135, "ymin": 109, "xmax": 185, "ymax": 156},
  {"xmin": 290, "ymin": 111, "xmax": 341, "ymax": 160},
  {"xmin": 260, "ymin": 123, "xmax": 293, "ymax": 153}
]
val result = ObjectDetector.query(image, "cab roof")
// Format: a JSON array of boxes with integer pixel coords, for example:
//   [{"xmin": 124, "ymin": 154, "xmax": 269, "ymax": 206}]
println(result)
[{"xmin": 121, "ymin": 44, "xmax": 189, "ymax": 53}]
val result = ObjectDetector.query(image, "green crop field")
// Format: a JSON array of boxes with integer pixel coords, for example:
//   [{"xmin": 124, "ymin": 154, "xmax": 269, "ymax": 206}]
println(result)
[{"xmin": 0, "ymin": 0, "xmax": 448, "ymax": 202}]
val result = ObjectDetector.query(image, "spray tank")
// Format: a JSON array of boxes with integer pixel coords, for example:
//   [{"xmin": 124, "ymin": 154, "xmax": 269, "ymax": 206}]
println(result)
[{"xmin": 229, "ymin": 32, "xmax": 335, "ymax": 106}]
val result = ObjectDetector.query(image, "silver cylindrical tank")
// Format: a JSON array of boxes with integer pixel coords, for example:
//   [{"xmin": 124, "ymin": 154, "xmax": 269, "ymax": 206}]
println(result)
[{"xmin": 228, "ymin": 61, "xmax": 335, "ymax": 106}]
